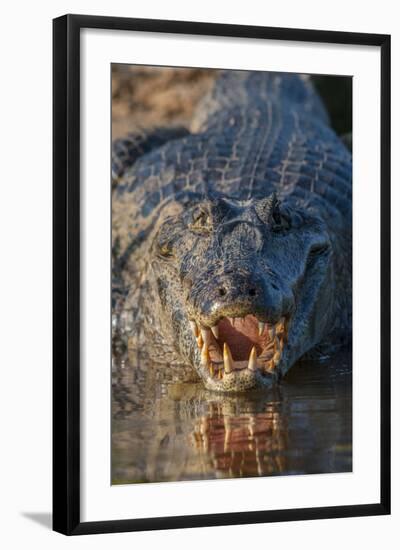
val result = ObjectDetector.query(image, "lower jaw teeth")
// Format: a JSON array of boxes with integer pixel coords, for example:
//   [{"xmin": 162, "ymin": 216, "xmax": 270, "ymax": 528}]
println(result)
[
  {"xmin": 248, "ymin": 346, "xmax": 258, "ymax": 372},
  {"xmin": 201, "ymin": 340, "xmax": 282, "ymax": 381},
  {"xmin": 194, "ymin": 316, "xmax": 288, "ymax": 381},
  {"xmin": 223, "ymin": 342, "xmax": 234, "ymax": 374}
]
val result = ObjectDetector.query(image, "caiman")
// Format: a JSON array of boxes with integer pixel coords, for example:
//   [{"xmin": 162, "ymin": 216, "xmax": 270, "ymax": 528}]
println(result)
[{"xmin": 112, "ymin": 70, "xmax": 352, "ymax": 392}]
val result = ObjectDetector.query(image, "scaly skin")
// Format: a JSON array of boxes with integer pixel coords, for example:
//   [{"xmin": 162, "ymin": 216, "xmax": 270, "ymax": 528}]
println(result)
[{"xmin": 112, "ymin": 71, "xmax": 352, "ymax": 392}]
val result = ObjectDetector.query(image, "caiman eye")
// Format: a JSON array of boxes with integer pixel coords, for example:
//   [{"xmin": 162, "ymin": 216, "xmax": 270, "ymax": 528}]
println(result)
[
  {"xmin": 189, "ymin": 208, "xmax": 212, "ymax": 235},
  {"xmin": 158, "ymin": 243, "xmax": 174, "ymax": 258},
  {"xmin": 156, "ymin": 234, "xmax": 174, "ymax": 258},
  {"xmin": 256, "ymin": 194, "xmax": 290, "ymax": 232},
  {"xmin": 155, "ymin": 218, "xmax": 177, "ymax": 259}
]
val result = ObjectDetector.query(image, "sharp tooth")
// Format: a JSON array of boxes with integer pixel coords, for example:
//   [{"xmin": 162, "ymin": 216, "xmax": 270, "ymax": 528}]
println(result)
[
  {"xmin": 201, "ymin": 327, "xmax": 212, "ymax": 346},
  {"xmin": 197, "ymin": 333, "xmax": 203, "ymax": 348},
  {"xmin": 190, "ymin": 320, "xmax": 199, "ymax": 337},
  {"xmin": 248, "ymin": 346, "xmax": 258, "ymax": 371},
  {"xmin": 223, "ymin": 342, "xmax": 234, "ymax": 373},
  {"xmin": 281, "ymin": 318, "xmax": 288, "ymax": 344},
  {"xmin": 258, "ymin": 322, "xmax": 265, "ymax": 336},
  {"xmin": 266, "ymin": 359, "xmax": 275, "ymax": 372},
  {"xmin": 274, "ymin": 335, "xmax": 281, "ymax": 354},
  {"xmin": 276, "ymin": 317, "xmax": 286, "ymax": 336},
  {"xmin": 211, "ymin": 325, "xmax": 219, "ymax": 339},
  {"xmin": 268, "ymin": 326, "xmax": 276, "ymax": 341},
  {"xmin": 218, "ymin": 369, "xmax": 223, "ymax": 379},
  {"xmin": 273, "ymin": 350, "xmax": 281, "ymax": 366},
  {"xmin": 201, "ymin": 343, "xmax": 210, "ymax": 366}
]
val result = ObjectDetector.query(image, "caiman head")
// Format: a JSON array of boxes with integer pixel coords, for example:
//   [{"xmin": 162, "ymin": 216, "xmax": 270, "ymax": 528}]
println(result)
[{"xmin": 150, "ymin": 193, "xmax": 334, "ymax": 392}]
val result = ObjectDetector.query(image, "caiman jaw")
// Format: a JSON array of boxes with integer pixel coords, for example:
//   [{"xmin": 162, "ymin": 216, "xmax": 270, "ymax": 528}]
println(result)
[{"xmin": 190, "ymin": 315, "xmax": 289, "ymax": 391}]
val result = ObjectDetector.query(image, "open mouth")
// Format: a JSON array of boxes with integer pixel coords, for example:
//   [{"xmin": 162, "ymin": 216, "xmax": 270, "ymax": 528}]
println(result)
[{"xmin": 190, "ymin": 314, "xmax": 289, "ymax": 385}]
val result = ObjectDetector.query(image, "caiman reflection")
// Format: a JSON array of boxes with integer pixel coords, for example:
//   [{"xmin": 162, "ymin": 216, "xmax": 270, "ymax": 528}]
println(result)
[
  {"xmin": 189, "ymin": 400, "xmax": 287, "ymax": 478},
  {"xmin": 112, "ymin": 347, "xmax": 351, "ymax": 483}
]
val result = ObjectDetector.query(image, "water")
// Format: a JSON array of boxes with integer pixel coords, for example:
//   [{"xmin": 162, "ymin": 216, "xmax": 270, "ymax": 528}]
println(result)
[{"xmin": 112, "ymin": 349, "xmax": 352, "ymax": 484}]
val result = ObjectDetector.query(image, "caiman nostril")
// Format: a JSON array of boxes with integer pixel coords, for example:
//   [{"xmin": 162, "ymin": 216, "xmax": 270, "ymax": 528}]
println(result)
[
  {"xmin": 218, "ymin": 287, "xmax": 227, "ymax": 297},
  {"xmin": 248, "ymin": 287, "xmax": 257, "ymax": 297}
]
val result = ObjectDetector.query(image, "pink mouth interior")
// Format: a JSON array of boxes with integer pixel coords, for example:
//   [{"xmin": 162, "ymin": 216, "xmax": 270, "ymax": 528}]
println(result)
[{"xmin": 217, "ymin": 315, "xmax": 270, "ymax": 361}]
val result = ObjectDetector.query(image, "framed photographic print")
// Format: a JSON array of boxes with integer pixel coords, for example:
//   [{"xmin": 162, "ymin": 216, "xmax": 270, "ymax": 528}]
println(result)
[{"xmin": 53, "ymin": 14, "xmax": 391, "ymax": 535}]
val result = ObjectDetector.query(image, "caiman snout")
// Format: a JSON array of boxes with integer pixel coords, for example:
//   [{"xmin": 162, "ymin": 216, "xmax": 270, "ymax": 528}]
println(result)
[
  {"xmin": 189, "ymin": 269, "xmax": 291, "ymax": 327},
  {"xmin": 186, "ymin": 267, "xmax": 294, "ymax": 389}
]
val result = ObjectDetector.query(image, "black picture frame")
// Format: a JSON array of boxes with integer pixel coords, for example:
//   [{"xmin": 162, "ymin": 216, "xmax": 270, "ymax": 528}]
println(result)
[{"xmin": 53, "ymin": 14, "xmax": 391, "ymax": 535}]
